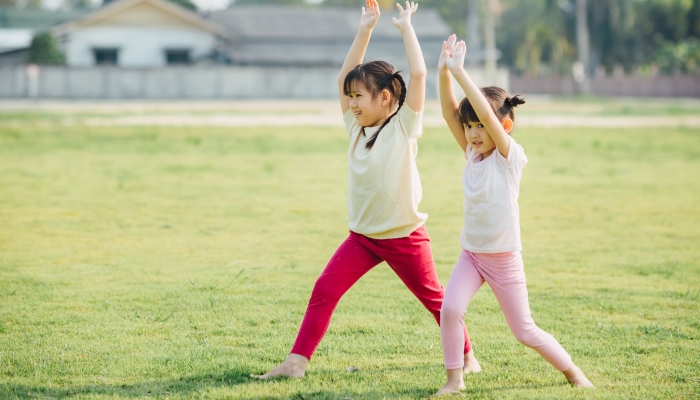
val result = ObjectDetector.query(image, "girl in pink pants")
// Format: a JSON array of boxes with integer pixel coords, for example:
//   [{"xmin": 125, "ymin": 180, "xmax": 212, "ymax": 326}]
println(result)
[{"xmin": 435, "ymin": 35, "xmax": 593, "ymax": 395}]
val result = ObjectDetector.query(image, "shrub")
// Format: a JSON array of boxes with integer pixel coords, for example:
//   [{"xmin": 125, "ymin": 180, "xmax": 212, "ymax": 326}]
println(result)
[{"xmin": 27, "ymin": 32, "xmax": 66, "ymax": 66}]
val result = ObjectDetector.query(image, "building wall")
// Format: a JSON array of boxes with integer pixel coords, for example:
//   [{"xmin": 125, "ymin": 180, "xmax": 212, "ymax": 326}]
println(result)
[{"xmin": 62, "ymin": 27, "xmax": 217, "ymax": 67}]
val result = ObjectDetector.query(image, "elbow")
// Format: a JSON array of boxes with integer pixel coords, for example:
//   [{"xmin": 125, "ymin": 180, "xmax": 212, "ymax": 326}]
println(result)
[
  {"xmin": 410, "ymin": 69, "xmax": 427, "ymax": 80},
  {"xmin": 442, "ymin": 109, "xmax": 461, "ymax": 123}
]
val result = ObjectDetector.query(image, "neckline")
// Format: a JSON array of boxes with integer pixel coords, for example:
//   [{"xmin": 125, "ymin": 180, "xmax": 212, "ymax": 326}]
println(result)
[
  {"xmin": 363, "ymin": 126, "xmax": 381, "ymax": 134},
  {"xmin": 470, "ymin": 151, "xmax": 490, "ymax": 167}
]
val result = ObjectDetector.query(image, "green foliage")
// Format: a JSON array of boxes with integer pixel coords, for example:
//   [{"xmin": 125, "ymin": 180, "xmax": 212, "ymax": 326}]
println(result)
[
  {"xmin": 655, "ymin": 38, "xmax": 700, "ymax": 74},
  {"xmin": 168, "ymin": 0, "xmax": 197, "ymax": 11},
  {"xmin": 498, "ymin": 0, "xmax": 700, "ymax": 75},
  {"xmin": 27, "ymin": 31, "xmax": 65, "ymax": 65},
  {"xmin": 498, "ymin": 0, "xmax": 576, "ymax": 76},
  {"xmin": 0, "ymin": 99, "xmax": 699, "ymax": 398},
  {"xmin": 235, "ymin": 0, "xmax": 308, "ymax": 5}
]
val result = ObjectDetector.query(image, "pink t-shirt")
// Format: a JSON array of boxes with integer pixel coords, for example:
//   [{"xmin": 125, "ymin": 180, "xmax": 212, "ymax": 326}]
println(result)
[{"xmin": 460, "ymin": 135, "xmax": 528, "ymax": 253}]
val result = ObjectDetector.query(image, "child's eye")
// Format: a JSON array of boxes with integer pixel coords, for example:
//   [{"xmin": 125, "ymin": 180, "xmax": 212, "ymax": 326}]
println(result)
[
  {"xmin": 465, "ymin": 124, "xmax": 471, "ymax": 129},
  {"xmin": 478, "ymin": 124, "xmax": 484, "ymax": 128}
]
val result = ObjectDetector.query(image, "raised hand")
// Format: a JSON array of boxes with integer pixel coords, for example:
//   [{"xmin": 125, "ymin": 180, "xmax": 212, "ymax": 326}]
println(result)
[
  {"xmin": 359, "ymin": 0, "xmax": 381, "ymax": 30},
  {"xmin": 446, "ymin": 39, "xmax": 466, "ymax": 72},
  {"xmin": 392, "ymin": 1, "xmax": 419, "ymax": 30},
  {"xmin": 438, "ymin": 34, "xmax": 457, "ymax": 72}
]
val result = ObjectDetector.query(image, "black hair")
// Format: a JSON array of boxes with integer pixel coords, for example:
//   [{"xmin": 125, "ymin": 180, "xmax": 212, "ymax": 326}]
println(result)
[
  {"xmin": 459, "ymin": 86, "xmax": 526, "ymax": 133},
  {"xmin": 343, "ymin": 60, "xmax": 407, "ymax": 149}
]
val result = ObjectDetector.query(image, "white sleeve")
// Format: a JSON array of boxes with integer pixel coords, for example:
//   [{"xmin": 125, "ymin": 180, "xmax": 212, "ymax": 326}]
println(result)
[
  {"xmin": 396, "ymin": 104, "xmax": 423, "ymax": 139},
  {"xmin": 496, "ymin": 136, "xmax": 528, "ymax": 169},
  {"xmin": 343, "ymin": 108, "xmax": 359, "ymax": 139}
]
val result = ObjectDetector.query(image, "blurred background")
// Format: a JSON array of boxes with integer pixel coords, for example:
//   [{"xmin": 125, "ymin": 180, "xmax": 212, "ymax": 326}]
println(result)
[
  {"xmin": 0, "ymin": 0, "xmax": 698, "ymax": 98},
  {"xmin": 1, "ymin": 3, "xmax": 699, "ymax": 398}
]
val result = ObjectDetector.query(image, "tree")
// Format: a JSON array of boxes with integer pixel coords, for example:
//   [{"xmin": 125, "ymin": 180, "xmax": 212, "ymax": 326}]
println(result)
[
  {"xmin": 168, "ymin": 0, "xmax": 197, "ymax": 11},
  {"xmin": 497, "ymin": 0, "xmax": 576, "ymax": 76},
  {"xmin": 689, "ymin": 0, "xmax": 700, "ymax": 38},
  {"xmin": 234, "ymin": 0, "xmax": 307, "ymax": 5},
  {"xmin": 28, "ymin": 32, "xmax": 66, "ymax": 65}
]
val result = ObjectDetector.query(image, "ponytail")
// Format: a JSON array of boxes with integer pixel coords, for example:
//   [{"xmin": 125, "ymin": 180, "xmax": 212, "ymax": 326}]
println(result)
[
  {"xmin": 364, "ymin": 72, "xmax": 406, "ymax": 149},
  {"xmin": 460, "ymin": 87, "xmax": 526, "ymax": 128}
]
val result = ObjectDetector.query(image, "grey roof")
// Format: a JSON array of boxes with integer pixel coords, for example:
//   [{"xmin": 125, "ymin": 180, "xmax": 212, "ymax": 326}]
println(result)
[
  {"xmin": 0, "ymin": 6, "xmax": 87, "ymax": 29},
  {"xmin": 205, "ymin": 5, "xmax": 451, "ymax": 41}
]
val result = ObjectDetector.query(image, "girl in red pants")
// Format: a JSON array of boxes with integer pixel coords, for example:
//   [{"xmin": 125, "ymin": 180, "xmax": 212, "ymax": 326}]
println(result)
[{"xmin": 253, "ymin": 0, "xmax": 480, "ymax": 379}]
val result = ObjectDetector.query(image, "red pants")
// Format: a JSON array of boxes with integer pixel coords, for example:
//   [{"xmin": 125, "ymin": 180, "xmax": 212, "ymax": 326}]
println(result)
[{"xmin": 291, "ymin": 225, "xmax": 473, "ymax": 359}]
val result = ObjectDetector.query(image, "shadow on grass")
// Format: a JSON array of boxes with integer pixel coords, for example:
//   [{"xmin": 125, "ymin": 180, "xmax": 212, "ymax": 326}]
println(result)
[
  {"xmin": 1, "ymin": 365, "xmax": 566, "ymax": 399},
  {"xmin": 230, "ymin": 382, "xmax": 564, "ymax": 400},
  {"xmin": 0, "ymin": 367, "xmax": 251, "ymax": 399}
]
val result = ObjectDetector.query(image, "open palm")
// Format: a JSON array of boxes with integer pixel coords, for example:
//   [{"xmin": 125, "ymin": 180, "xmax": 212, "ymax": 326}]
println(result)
[
  {"xmin": 392, "ymin": 1, "xmax": 418, "ymax": 29},
  {"xmin": 359, "ymin": 0, "xmax": 380, "ymax": 30},
  {"xmin": 438, "ymin": 34, "xmax": 457, "ymax": 71},
  {"xmin": 445, "ymin": 39, "xmax": 466, "ymax": 71}
]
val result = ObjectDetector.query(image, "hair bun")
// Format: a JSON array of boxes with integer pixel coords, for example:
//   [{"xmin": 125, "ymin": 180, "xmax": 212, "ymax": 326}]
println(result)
[{"xmin": 507, "ymin": 95, "xmax": 526, "ymax": 107}]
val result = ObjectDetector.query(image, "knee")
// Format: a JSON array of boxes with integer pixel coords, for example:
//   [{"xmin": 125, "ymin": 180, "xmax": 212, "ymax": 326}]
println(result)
[
  {"xmin": 440, "ymin": 303, "xmax": 465, "ymax": 325},
  {"xmin": 309, "ymin": 276, "xmax": 341, "ymax": 305},
  {"xmin": 513, "ymin": 326, "xmax": 544, "ymax": 347}
]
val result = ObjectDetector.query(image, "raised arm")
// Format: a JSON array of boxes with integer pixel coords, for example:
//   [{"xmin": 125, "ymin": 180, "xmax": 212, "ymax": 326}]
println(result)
[
  {"xmin": 338, "ymin": 0, "xmax": 380, "ymax": 115},
  {"xmin": 446, "ymin": 40, "xmax": 511, "ymax": 158},
  {"xmin": 392, "ymin": 1, "xmax": 426, "ymax": 112},
  {"xmin": 438, "ymin": 35, "xmax": 467, "ymax": 152}
]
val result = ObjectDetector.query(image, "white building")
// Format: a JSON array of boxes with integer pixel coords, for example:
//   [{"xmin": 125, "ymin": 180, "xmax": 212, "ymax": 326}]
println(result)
[{"xmin": 53, "ymin": 0, "xmax": 228, "ymax": 67}]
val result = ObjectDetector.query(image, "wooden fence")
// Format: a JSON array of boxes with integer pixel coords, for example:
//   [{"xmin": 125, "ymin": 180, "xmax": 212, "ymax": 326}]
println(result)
[{"xmin": 510, "ymin": 74, "xmax": 700, "ymax": 97}]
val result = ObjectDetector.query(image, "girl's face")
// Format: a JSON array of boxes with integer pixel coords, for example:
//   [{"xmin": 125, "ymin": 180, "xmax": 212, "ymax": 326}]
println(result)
[
  {"xmin": 347, "ymin": 82, "xmax": 392, "ymax": 127},
  {"xmin": 464, "ymin": 121, "xmax": 497, "ymax": 159}
]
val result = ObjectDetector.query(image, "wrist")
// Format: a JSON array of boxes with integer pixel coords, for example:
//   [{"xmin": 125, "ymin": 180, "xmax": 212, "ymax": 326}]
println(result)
[
  {"xmin": 358, "ymin": 26, "xmax": 374, "ymax": 34},
  {"xmin": 448, "ymin": 65, "xmax": 465, "ymax": 74},
  {"xmin": 397, "ymin": 23, "xmax": 414, "ymax": 34}
]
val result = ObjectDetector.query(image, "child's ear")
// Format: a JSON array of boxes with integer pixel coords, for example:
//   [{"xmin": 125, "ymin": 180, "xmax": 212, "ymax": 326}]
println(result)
[
  {"xmin": 502, "ymin": 117, "xmax": 514, "ymax": 134},
  {"xmin": 380, "ymin": 89, "xmax": 392, "ymax": 107}
]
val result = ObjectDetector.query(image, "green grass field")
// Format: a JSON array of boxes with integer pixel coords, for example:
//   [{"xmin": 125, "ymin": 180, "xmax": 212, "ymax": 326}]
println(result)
[{"xmin": 1, "ymin": 99, "xmax": 699, "ymax": 399}]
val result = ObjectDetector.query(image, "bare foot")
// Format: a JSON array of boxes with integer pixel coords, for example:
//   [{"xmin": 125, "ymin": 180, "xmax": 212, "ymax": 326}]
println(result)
[
  {"xmin": 250, "ymin": 353, "xmax": 309, "ymax": 380},
  {"xmin": 463, "ymin": 350, "xmax": 482, "ymax": 374},
  {"xmin": 562, "ymin": 364, "xmax": 593, "ymax": 388},
  {"xmin": 434, "ymin": 368, "xmax": 465, "ymax": 396},
  {"xmin": 434, "ymin": 382, "xmax": 466, "ymax": 396}
]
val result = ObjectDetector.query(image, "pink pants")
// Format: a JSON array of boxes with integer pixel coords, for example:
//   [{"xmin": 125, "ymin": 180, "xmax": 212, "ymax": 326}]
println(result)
[
  {"xmin": 291, "ymin": 226, "xmax": 472, "ymax": 360},
  {"xmin": 441, "ymin": 250, "xmax": 572, "ymax": 371}
]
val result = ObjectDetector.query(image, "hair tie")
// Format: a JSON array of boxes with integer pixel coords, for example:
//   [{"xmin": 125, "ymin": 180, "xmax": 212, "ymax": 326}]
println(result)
[{"xmin": 509, "ymin": 95, "xmax": 525, "ymax": 107}]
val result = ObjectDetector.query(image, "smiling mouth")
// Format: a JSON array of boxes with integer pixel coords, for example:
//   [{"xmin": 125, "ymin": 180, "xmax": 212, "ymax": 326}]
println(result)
[{"xmin": 472, "ymin": 141, "xmax": 482, "ymax": 146}]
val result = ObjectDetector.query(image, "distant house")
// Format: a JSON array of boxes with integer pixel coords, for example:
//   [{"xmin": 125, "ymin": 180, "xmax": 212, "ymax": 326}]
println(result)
[
  {"xmin": 205, "ymin": 5, "xmax": 452, "ymax": 71},
  {"xmin": 52, "ymin": 0, "xmax": 228, "ymax": 67},
  {"xmin": 2, "ymin": 3, "xmax": 454, "ymax": 69}
]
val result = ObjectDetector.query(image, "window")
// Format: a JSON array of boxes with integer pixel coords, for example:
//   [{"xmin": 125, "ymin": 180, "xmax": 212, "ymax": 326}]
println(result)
[
  {"xmin": 93, "ymin": 48, "xmax": 119, "ymax": 66},
  {"xmin": 165, "ymin": 49, "xmax": 190, "ymax": 65}
]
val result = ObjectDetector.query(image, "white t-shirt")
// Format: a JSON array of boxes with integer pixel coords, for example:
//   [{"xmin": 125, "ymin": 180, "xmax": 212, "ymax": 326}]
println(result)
[
  {"xmin": 460, "ymin": 135, "xmax": 528, "ymax": 253},
  {"xmin": 343, "ymin": 105, "xmax": 428, "ymax": 239}
]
